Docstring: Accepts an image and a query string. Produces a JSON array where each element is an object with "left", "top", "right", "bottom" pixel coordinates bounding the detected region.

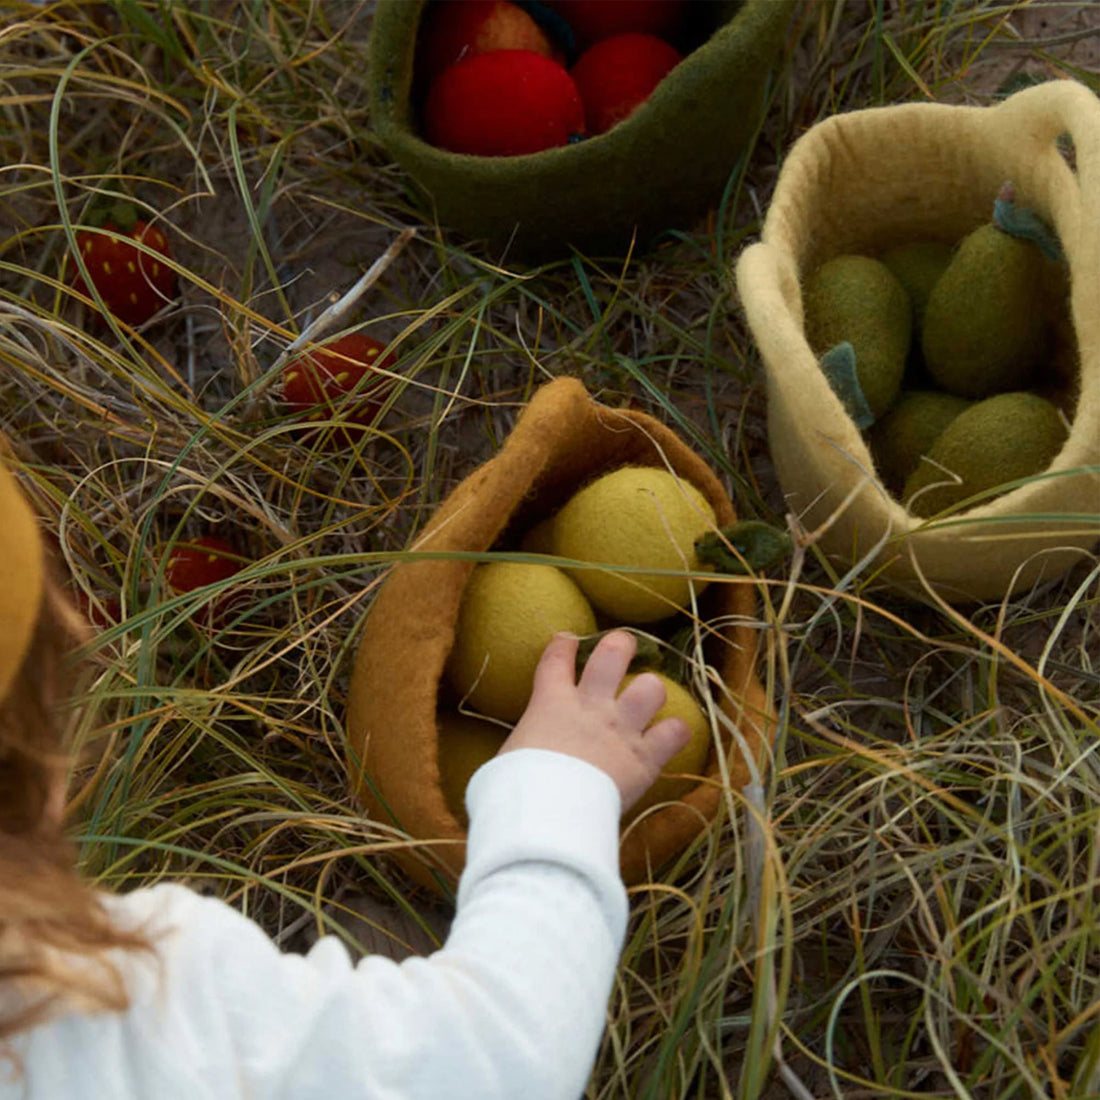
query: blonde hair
[{"left": 0, "top": 571, "right": 151, "bottom": 1050}]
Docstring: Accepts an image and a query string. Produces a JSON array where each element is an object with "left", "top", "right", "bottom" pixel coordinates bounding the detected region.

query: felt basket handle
[{"left": 988, "top": 80, "right": 1100, "bottom": 243}]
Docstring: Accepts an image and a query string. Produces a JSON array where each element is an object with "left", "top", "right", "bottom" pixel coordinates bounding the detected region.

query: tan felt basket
[
  {"left": 346, "top": 377, "right": 771, "bottom": 895},
  {"left": 736, "top": 80, "right": 1100, "bottom": 602}
]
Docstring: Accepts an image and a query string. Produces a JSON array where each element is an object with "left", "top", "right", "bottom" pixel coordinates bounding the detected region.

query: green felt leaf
[
  {"left": 993, "top": 189, "right": 1064, "bottom": 261},
  {"left": 820, "top": 342, "right": 875, "bottom": 430},
  {"left": 694, "top": 521, "right": 791, "bottom": 575}
]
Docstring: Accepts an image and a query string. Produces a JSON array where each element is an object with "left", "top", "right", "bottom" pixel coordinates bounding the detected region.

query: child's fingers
[
  {"left": 577, "top": 630, "right": 636, "bottom": 700},
  {"left": 529, "top": 632, "right": 581, "bottom": 698},
  {"left": 615, "top": 670, "right": 667, "bottom": 730},
  {"left": 642, "top": 716, "right": 693, "bottom": 769}
]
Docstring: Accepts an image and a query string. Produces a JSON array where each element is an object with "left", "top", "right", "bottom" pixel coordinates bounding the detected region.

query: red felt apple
[
  {"left": 418, "top": 0, "right": 557, "bottom": 84},
  {"left": 548, "top": 0, "right": 684, "bottom": 47},
  {"left": 570, "top": 33, "right": 682, "bottom": 135},
  {"left": 424, "top": 49, "right": 585, "bottom": 156},
  {"left": 280, "top": 332, "right": 395, "bottom": 445}
]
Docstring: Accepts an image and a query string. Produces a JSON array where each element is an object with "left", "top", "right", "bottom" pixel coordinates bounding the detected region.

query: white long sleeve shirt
[{"left": 2, "top": 749, "right": 628, "bottom": 1100}]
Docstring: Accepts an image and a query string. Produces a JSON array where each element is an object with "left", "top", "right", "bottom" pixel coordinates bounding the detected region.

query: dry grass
[{"left": 1, "top": 0, "right": 1099, "bottom": 1095}]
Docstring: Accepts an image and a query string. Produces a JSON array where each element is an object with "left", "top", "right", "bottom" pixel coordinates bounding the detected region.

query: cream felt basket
[
  {"left": 736, "top": 80, "right": 1100, "bottom": 602},
  {"left": 345, "top": 377, "right": 771, "bottom": 897}
]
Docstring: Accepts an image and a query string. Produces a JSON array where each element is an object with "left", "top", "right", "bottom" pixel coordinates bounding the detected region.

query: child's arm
[{"left": 25, "top": 632, "right": 689, "bottom": 1100}]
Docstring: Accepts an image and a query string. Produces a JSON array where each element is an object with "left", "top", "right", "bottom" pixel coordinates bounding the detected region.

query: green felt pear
[
  {"left": 869, "top": 390, "right": 972, "bottom": 493},
  {"left": 903, "top": 392, "right": 1067, "bottom": 517},
  {"left": 922, "top": 225, "right": 1046, "bottom": 398},
  {"left": 804, "top": 255, "right": 911, "bottom": 420}
]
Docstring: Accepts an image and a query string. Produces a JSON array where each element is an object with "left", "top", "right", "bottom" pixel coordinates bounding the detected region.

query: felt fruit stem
[
  {"left": 820, "top": 341, "right": 875, "bottom": 430},
  {"left": 993, "top": 180, "right": 1063, "bottom": 261},
  {"left": 694, "top": 521, "right": 791, "bottom": 575}
]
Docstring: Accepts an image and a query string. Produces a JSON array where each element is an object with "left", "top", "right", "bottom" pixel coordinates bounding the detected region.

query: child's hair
[{"left": 0, "top": 570, "right": 151, "bottom": 1049}]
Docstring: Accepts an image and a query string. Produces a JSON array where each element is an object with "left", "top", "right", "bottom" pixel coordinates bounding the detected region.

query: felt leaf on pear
[
  {"left": 819, "top": 341, "right": 875, "bottom": 431},
  {"left": 993, "top": 180, "right": 1064, "bottom": 262}
]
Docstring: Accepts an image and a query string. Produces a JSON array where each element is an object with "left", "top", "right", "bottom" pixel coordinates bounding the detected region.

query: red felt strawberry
[
  {"left": 424, "top": 49, "right": 585, "bottom": 156},
  {"left": 69, "top": 218, "right": 175, "bottom": 327},
  {"left": 570, "top": 33, "right": 682, "bottom": 134},
  {"left": 165, "top": 535, "right": 249, "bottom": 633},
  {"left": 166, "top": 536, "right": 245, "bottom": 593},
  {"left": 280, "top": 332, "right": 396, "bottom": 445},
  {"left": 418, "top": 0, "right": 557, "bottom": 85},
  {"left": 548, "top": 0, "right": 684, "bottom": 48}
]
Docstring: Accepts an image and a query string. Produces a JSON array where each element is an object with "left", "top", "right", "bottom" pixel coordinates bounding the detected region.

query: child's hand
[{"left": 498, "top": 631, "right": 692, "bottom": 814}]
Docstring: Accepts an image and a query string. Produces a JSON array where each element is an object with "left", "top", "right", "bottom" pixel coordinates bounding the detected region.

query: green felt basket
[{"left": 368, "top": 0, "right": 796, "bottom": 260}]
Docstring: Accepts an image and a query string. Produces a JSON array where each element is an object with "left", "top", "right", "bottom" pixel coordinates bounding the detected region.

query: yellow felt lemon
[
  {"left": 437, "top": 710, "right": 509, "bottom": 826},
  {"left": 447, "top": 561, "right": 597, "bottom": 722},
  {"left": 551, "top": 466, "right": 716, "bottom": 623},
  {"left": 624, "top": 671, "right": 711, "bottom": 818}
]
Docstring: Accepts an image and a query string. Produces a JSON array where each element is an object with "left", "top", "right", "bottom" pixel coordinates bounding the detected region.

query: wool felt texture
[
  {"left": 447, "top": 560, "right": 598, "bottom": 721},
  {"left": 804, "top": 255, "right": 910, "bottom": 419},
  {"left": 345, "top": 376, "right": 771, "bottom": 896},
  {"left": 902, "top": 392, "right": 1068, "bottom": 519},
  {"left": 881, "top": 241, "right": 954, "bottom": 333},
  {"left": 0, "top": 448, "right": 44, "bottom": 705},
  {"left": 623, "top": 671, "right": 710, "bottom": 818},
  {"left": 921, "top": 224, "right": 1046, "bottom": 398},
  {"left": 551, "top": 465, "right": 716, "bottom": 622},
  {"left": 569, "top": 32, "right": 684, "bottom": 136},
  {"left": 868, "top": 391, "right": 972, "bottom": 494},
  {"left": 368, "top": 0, "right": 795, "bottom": 261},
  {"left": 423, "top": 50, "right": 586, "bottom": 156},
  {"left": 735, "top": 80, "right": 1100, "bottom": 602}
]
